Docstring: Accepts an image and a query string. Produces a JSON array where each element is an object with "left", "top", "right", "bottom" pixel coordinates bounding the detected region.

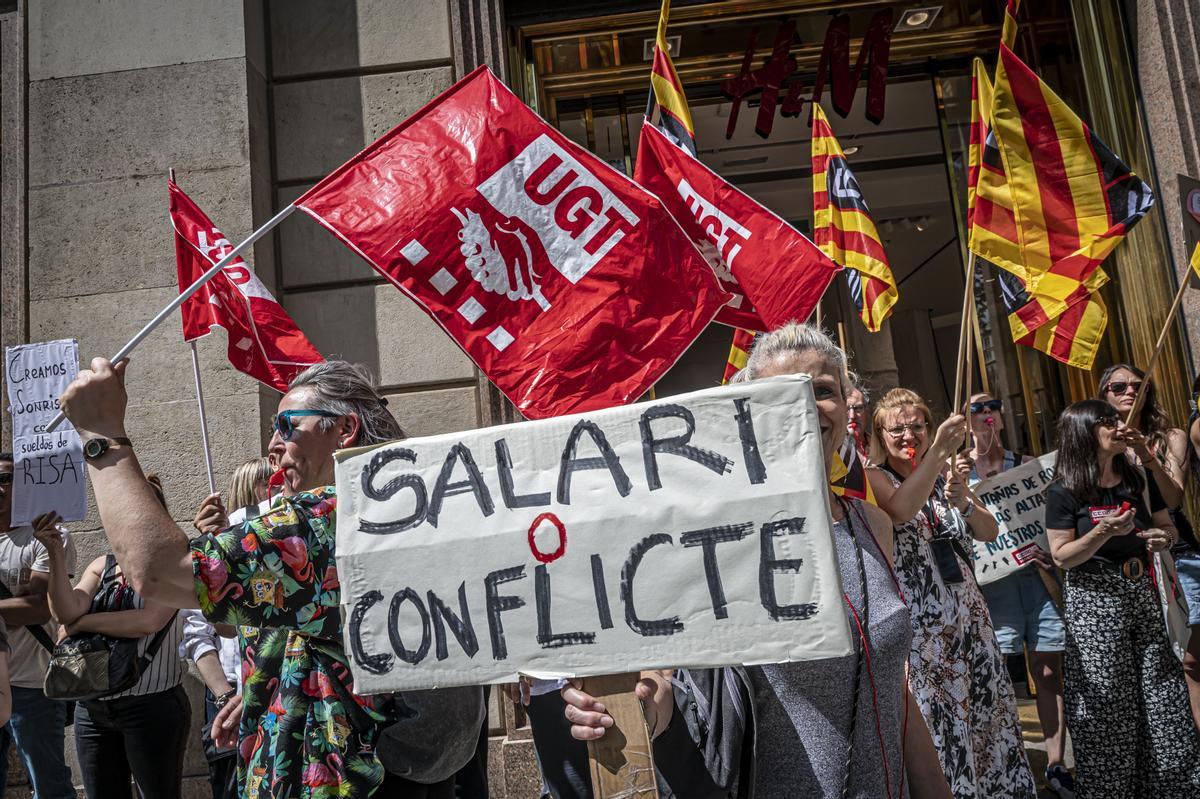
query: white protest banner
[
  {"left": 4, "top": 340, "right": 87, "bottom": 525},
  {"left": 971, "top": 452, "right": 1056, "bottom": 585},
  {"left": 334, "top": 375, "right": 851, "bottom": 693}
]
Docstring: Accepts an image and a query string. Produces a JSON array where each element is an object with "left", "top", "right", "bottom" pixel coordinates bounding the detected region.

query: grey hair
[
  {"left": 287, "top": 360, "right": 406, "bottom": 446},
  {"left": 743, "top": 322, "right": 854, "bottom": 397}
]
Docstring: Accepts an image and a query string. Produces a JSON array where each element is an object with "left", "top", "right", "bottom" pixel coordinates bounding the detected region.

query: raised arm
[
  {"left": 872, "top": 414, "right": 968, "bottom": 525},
  {"left": 59, "top": 358, "right": 197, "bottom": 607}
]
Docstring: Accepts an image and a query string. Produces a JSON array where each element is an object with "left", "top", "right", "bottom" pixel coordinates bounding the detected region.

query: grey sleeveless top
[{"left": 748, "top": 502, "right": 913, "bottom": 798}]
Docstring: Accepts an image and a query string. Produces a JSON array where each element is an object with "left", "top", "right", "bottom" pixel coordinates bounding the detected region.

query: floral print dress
[
  {"left": 882, "top": 470, "right": 1036, "bottom": 799},
  {"left": 190, "top": 487, "right": 392, "bottom": 799}
]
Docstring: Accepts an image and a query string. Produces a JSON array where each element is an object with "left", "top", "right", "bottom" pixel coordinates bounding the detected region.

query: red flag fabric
[
  {"left": 170, "top": 179, "right": 323, "bottom": 392},
  {"left": 295, "top": 66, "right": 728, "bottom": 419},
  {"left": 634, "top": 122, "right": 838, "bottom": 331}
]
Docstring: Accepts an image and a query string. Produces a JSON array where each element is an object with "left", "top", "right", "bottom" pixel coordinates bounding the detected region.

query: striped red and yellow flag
[
  {"left": 646, "top": 0, "right": 696, "bottom": 155},
  {"left": 996, "top": 268, "right": 1107, "bottom": 370},
  {"left": 721, "top": 328, "right": 755, "bottom": 384},
  {"left": 811, "top": 104, "right": 898, "bottom": 332},
  {"left": 1191, "top": 241, "right": 1200, "bottom": 283},
  {"left": 979, "top": 42, "right": 1153, "bottom": 324},
  {"left": 830, "top": 438, "right": 876, "bottom": 506}
]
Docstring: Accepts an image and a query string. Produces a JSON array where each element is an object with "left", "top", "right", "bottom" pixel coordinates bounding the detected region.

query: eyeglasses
[
  {"left": 1103, "top": 380, "right": 1143, "bottom": 396},
  {"left": 969, "top": 399, "right": 1002, "bottom": 414},
  {"left": 271, "top": 409, "right": 340, "bottom": 441},
  {"left": 884, "top": 422, "right": 928, "bottom": 437},
  {"left": 1094, "top": 416, "right": 1120, "bottom": 430},
  {"left": 847, "top": 404, "right": 867, "bottom": 414}
]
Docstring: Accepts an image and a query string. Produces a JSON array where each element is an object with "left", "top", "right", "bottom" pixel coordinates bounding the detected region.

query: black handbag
[{"left": 42, "top": 556, "right": 176, "bottom": 702}]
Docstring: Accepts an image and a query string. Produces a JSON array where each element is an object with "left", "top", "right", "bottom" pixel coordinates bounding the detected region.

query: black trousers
[{"left": 75, "top": 684, "right": 191, "bottom": 799}]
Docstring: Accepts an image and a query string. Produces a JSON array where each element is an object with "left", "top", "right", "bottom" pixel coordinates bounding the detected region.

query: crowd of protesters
[{"left": 0, "top": 323, "right": 1197, "bottom": 798}]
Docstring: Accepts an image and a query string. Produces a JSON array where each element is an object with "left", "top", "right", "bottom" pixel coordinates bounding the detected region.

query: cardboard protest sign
[
  {"left": 971, "top": 452, "right": 1055, "bottom": 585},
  {"left": 334, "top": 376, "right": 851, "bottom": 694},
  {"left": 4, "top": 340, "right": 87, "bottom": 525}
]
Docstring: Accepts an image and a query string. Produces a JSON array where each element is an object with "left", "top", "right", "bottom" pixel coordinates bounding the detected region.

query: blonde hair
[
  {"left": 229, "top": 457, "right": 272, "bottom": 510},
  {"left": 869, "top": 388, "right": 934, "bottom": 464},
  {"left": 743, "top": 322, "right": 853, "bottom": 397}
]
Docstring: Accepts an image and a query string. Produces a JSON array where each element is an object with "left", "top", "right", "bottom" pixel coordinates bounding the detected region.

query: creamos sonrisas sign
[{"left": 333, "top": 376, "right": 851, "bottom": 693}]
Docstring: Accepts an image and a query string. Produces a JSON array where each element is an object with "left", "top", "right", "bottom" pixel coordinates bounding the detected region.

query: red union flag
[
  {"left": 295, "top": 66, "right": 728, "bottom": 419},
  {"left": 634, "top": 123, "right": 839, "bottom": 330},
  {"left": 170, "top": 179, "right": 323, "bottom": 392}
]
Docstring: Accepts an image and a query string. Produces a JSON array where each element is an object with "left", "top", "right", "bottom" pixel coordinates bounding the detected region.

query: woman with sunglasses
[
  {"left": 867, "top": 389, "right": 1036, "bottom": 799},
  {"left": 965, "top": 392, "right": 1072, "bottom": 795},
  {"left": 560, "top": 324, "right": 951, "bottom": 798},
  {"left": 1045, "top": 400, "right": 1200, "bottom": 795}
]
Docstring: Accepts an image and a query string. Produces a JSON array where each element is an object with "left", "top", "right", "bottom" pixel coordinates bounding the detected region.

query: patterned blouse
[{"left": 189, "top": 487, "right": 390, "bottom": 799}]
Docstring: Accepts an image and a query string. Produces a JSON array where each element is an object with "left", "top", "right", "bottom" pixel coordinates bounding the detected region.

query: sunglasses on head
[
  {"left": 1103, "top": 380, "right": 1143, "bottom": 396},
  {"left": 970, "top": 399, "right": 1002, "bottom": 414},
  {"left": 271, "top": 409, "right": 340, "bottom": 441}
]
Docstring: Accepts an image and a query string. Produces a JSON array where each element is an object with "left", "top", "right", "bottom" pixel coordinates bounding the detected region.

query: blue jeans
[{"left": 0, "top": 686, "right": 75, "bottom": 798}]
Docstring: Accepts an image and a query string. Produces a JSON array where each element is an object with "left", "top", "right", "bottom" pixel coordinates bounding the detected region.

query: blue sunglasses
[{"left": 271, "top": 409, "right": 339, "bottom": 441}]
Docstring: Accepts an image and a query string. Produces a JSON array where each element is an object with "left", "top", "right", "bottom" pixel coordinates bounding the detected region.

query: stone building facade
[{"left": 0, "top": 0, "right": 1198, "bottom": 796}]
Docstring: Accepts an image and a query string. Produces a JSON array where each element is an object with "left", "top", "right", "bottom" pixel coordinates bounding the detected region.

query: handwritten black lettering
[
  {"left": 557, "top": 420, "right": 632, "bottom": 504},
  {"left": 359, "top": 447, "right": 428, "bottom": 534},
  {"left": 733, "top": 398, "right": 768, "bottom": 485},
  {"left": 427, "top": 442, "right": 495, "bottom": 527},
  {"left": 620, "top": 533, "right": 683, "bottom": 636},
  {"left": 387, "top": 587, "right": 432, "bottom": 665},
  {"left": 759, "top": 517, "right": 817, "bottom": 621},
  {"left": 638, "top": 404, "right": 733, "bottom": 490},
  {"left": 348, "top": 590, "right": 393, "bottom": 674},
  {"left": 535, "top": 564, "right": 596, "bottom": 648},
  {"left": 495, "top": 438, "right": 551, "bottom": 509},
  {"left": 428, "top": 582, "right": 479, "bottom": 661},
  {"left": 680, "top": 522, "right": 753, "bottom": 620},
  {"left": 590, "top": 553, "right": 614, "bottom": 630},
  {"left": 484, "top": 566, "right": 526, "bottom": 660}
]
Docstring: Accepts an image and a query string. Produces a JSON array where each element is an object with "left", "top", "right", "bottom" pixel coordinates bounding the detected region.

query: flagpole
[
  {"left": 1125, "top": 272, "right": 1190, "bottom": 426},
  {"left": 952, "top": 252, "right": 978, "bottom": 413},
  {"left": 45, "top": 202, "right": 297, "bottom": 432},
  {"left": 189, "top": 340, "right": 217, "bottom": 495}
]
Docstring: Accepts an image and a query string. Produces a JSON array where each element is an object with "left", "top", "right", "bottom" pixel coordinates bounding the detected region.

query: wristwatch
[
  {"left": 82, "top": 437, "right": 133, "bottom": 462},
  {"left": 959, "top": 501, "right": 975, "bottom": 518}
]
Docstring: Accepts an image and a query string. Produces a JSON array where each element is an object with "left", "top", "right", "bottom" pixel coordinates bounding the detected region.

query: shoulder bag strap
[
  {"left": 134, "top": 611, "right": 179, "bottom": 674},
  {"left": 0, "top": 572, "right": 59, "bottom": 653}
]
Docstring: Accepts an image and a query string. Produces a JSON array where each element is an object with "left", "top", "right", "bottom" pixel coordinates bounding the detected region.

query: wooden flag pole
[
  {"left": 1125, "top": 272, "right": 1191, "bottom": 426},
  {"left": 585, "top": 673, "right": 659, "bottom": 799},
  {"left": 44, "top": 201, "right": 296, "bottom": 432},
  {"left": 952, "top": 252, "right": 978, "bottom": 414}
]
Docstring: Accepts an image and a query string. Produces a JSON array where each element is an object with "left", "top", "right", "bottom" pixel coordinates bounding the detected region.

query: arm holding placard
[{"left": 944, "top": 461, "right": 999, "bottom": 543}]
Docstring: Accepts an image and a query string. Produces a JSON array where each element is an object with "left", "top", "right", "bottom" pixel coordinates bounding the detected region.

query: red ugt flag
[
  {"left": 635, "top": 122, "right": 839, "bottom": 331},
  {"left": 295, "top": 66, "right": 728, "bottom": 419},
  {"left": 170, "top": 179, "right": 323, "bottom": 392}
]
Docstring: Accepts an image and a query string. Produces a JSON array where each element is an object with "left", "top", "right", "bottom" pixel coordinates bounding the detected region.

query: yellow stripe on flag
[{"left": 1191, "top": 242, "right": 1200, "bottom": 283}]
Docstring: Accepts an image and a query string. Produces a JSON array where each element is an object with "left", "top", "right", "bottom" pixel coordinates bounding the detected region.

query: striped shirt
[{"left": 92, "top": 557, "right": 185, "bottom": 699}]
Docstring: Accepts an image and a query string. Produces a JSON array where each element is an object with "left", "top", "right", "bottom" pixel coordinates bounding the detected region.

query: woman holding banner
[
  {"left": 866, "top": 389, "right": 1036, "bottom": 799},
  {"left": 561, "top": 323, "right": 951, "bottom": 798},
  {"left": 1045, "top": 399, "right": 1200, "bottom": 795}
]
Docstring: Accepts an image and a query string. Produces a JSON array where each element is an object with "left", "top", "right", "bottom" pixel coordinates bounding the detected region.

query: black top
[{"left": 1045, "top": 478, "right": 1165, "bottom": 563}]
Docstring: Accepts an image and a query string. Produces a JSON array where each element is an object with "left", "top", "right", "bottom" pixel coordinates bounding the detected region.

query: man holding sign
[{"left": 560, "top": 324, "right": 950, "bottom": 799}]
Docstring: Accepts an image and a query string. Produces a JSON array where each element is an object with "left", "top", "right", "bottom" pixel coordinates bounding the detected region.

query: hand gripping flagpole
[{"left": 45, "top": 203, "right": 297, "bottom": 433}]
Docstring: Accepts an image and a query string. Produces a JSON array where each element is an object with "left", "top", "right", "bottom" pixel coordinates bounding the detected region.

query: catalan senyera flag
[
  {"left": 995, "top": 267, "right": 1108, "bottom": 370},
  {"left": 646, "top": 0, "right": 696, "bottom": 155},
  {"left": 974, "top": 41, "right": 1153, "bottom": 331},
  {"left": 721, "top": 328, "right": 755, "bottom": 384},
  {"left": 812, "top": 104, "right": 898, "bottom": 332},
  {"left": 830, "top": 437, "right": 876, "bottom": 506},
  {"left": 968, "top": 56, "right": 1105, "bottom": 369},
  {"left": 1191, "top": 241, "right": 1200, "bottom": 283}
]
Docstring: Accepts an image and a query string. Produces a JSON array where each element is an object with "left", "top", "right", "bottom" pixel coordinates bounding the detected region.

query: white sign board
[
  {"left": 4, "top": 340, "right": 87, "bottom": 525},
  {"left": 334, "top": 376, "right": 852, "bottom": 693},
  {"left": 971, "top": 452, "right": 1056, "bottom": 585}
]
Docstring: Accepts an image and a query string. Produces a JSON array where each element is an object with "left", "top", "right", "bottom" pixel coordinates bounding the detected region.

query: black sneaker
[{"left": 1045, "top": 764, "right": 1076, "bottom": 798}]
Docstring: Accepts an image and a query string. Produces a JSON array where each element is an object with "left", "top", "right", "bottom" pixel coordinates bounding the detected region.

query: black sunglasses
[
  {"left": 1103, "top": 380, "right": 1143, "bottom": 396},
  {"left": 970, "top": 399, "right": 1003, "bottom": 414},
  {"left": 1094, "top": 415, "right": 1120, "bottom": 430}
]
